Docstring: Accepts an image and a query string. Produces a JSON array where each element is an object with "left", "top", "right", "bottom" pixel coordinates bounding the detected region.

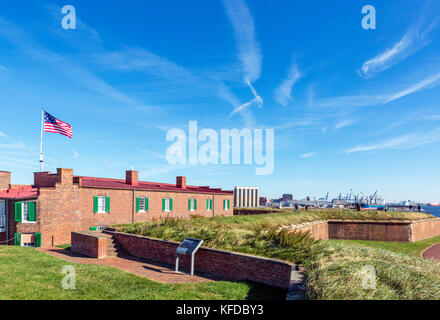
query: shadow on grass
[{"left": 243, "top": 281, "right": 287, "bottom": 300}]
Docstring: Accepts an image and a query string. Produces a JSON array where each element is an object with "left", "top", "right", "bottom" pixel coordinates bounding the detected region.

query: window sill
[{"left": 21, "top": 221, "right": 37, "bottom": 224}]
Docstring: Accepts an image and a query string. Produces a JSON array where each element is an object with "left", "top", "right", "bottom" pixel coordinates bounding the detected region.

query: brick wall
[
  {"left": 98, "top": 231, "right": 299, "bottom": 289},
  {"left": 71, "top": 231, "right": 109, "bottom": 258},
  {"left": 286, "top": 221, "right": 329, "bottom": 240},
  {"left": 7, "top": 199, "right": 40, "bottom": 245},
  {"left": 328, "top": 220, "right": 413, "bottom": 242},
  {"left": 34, "top": 182, "right": 233, "bottom": 247},
  {"left": 0, "top": 171, "right": 10, "bottom": 191},
  {"left": 0, "top": 232, "right": 5, "bottom": 244},
  {"left": 411, "top": 219, "right": 440, "bottom": 242}
]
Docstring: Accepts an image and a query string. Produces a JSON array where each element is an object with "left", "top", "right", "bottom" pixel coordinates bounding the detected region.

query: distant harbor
[{"left": 423, "top": 206, "right": 440, "bottom": 218}]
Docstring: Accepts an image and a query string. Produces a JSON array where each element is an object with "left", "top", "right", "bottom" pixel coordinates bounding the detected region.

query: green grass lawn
[
  {"left": 117, "top": 211, "right": 440, "bottom": 300},
  {"left": 0, "top": 246, "right": 285, "bottom": 300},
  {"left": 328, "top": 235, "right": 440, "bottom": 257}
]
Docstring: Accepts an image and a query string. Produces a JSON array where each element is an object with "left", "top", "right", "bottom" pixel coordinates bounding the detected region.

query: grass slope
[
  {"left": 0, "top": 246, "right": 285, "bottom": 300},
  {"left": 118, "top": 210, "right": 440, "bottom": 300},
  {"left": 329, "top": 236, "right": 440, "bottom": 257}
]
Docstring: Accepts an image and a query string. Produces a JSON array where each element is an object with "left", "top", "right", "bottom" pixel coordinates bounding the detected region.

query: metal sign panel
[{"left": 175, "top": 238, "right": 203, "bottom": 276}]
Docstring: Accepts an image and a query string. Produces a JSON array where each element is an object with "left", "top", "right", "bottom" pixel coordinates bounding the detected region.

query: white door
[{"left": 0, "top": 200, "right": 5, "bottom": 231}]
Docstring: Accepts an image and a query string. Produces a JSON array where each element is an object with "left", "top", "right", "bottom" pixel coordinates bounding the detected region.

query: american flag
[{"left": 44, "top": 111, "right": 73, "bottom": 138}]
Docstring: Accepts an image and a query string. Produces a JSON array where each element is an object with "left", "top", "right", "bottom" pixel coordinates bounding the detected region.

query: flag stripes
[{"left": 43, "top": 111, "right": 73, "bottom": 138}]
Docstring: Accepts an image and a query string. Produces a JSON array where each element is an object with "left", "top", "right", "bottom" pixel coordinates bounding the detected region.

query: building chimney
[
  {"left": 176, "top": 176, "right": 186, "bottom": 189},
  {"left": 0, "top": 171, "right": 11, "bottom": 191},
  {"left": 126, "top": 170, "right": 139, "bottom": 186},
  {"left": 57, "top": 168, "right": 73, "bottom": 185}
]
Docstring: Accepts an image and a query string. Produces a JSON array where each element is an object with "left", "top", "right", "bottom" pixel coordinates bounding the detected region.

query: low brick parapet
[
  {"left": 104, "top": 231, "right": 303, "bottom": 289},
  {"left": 71, "top": 231, "right": 110, "bottom": 259}
]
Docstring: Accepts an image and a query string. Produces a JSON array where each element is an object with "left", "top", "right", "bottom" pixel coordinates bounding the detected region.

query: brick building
[{"left": 0, "top": 168, "right": 233, "bottom": 248}]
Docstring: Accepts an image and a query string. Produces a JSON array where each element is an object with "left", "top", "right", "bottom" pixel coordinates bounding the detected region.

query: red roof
[
  {"left": 76, "top": 176, "right": 233, "bottom": 195},
  {"left": 0, "top": 186, "right": 38, "bottom": 200}
]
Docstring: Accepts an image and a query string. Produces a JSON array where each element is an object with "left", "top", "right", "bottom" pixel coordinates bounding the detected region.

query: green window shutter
[
  {"left": 14, "top": 233, "right": 21, "bottom": 246},
  {"left": 106, "top": 196, "right": 111, "bottom": 213},
  {"left": 89, "top": 226, "right": 97, "bottom": 231},
  {"left": 194, "top": 199, "right": 197, "bottom": 210},
  {"left": 136, "top": 197, "right": 140, "bottom": 212},
  {"left": 28, "top": 202, "right": 36, "bottom": 222},
  {"left": 15, "top": 202, "right": 22, "bottom": 222},
  {"left": 35, "top": 233, "right": 42, "bottom": 248},
  {"left": 146, "top": 198, "right": 149, "bottom": 212},
  {"left": 93, "top": 196, "right": 98, "bottom": 213},
  {"left": 228, "top": 200, "right": 230, "bottom": 209},
  {"left": 162, "top": 198, "right": 165, "bottom": 212},
  {"left": 170, "top": 198, "right": 173, "bottom": 212},
  {"left": 188, "top": 199, "right": 191, "bottom": 211},
  {"left": 206, "top": 199, "right": 209, "bottom": 210}
]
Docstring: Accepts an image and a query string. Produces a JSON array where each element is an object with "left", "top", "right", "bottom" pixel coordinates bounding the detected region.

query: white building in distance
[{"left": 234, "top": 187, "right": 259, "bottom": 208}]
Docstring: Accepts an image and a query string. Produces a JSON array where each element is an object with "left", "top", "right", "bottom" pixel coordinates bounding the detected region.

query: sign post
[{"left": 175, "top": 238, "right": 203, "bottom": 276}]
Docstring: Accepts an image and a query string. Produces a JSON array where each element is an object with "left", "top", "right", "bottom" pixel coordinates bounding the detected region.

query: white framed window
[
  {"left": 206, "top": 199, "right": 213, "bottom": 211},
  {"left": 224, "top": 199, "right": 230, "bottom": 210},
  {"left": 18, "top": 201, "right": 36, "bottom": 223},
  {"left": 23, "top": 202, "right": 29, "bottom": 221},
  {"left": 164, "top": 198, "right": 171, "bottom": 212},
  {"left": 97, "top": 196, "right": 106, "bottom": 213},
  {"left": 189, "top": 199, "right": 196, "bottom": 211},
  {"left": 139, "top": 197, "right": 146, "bottom": 212}
]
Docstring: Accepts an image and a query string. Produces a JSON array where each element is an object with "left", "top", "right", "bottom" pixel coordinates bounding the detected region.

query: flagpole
[{"left": 40, "top": 108, "right": 44, "bottom": 172}]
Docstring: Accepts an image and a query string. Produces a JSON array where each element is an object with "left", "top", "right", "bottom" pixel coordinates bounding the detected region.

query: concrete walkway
[
  {"left": 37, "top": 248, "right": 215, "bottom": 284},
  {"left": 422, "top": 243, "right": 440, "bottom": 262}
]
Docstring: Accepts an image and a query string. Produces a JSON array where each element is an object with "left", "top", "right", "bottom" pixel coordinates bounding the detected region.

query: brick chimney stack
[
  {"left": 0, "top": 171, "right": 11, "bottom": 191},
  {"left": 126, "top": 170, "right": 139, "bottom": 186},
  {"left": 176, "top": 176, "right": 186, "bottom": 189}
]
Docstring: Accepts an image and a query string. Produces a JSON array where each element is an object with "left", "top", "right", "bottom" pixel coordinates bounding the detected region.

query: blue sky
[{"left": 0, "top": 0, "right": 440, "bottom": 202}]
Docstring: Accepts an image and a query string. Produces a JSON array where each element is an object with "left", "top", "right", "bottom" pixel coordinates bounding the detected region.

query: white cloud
[
  {"left": 345, "top": 128, "right": 440, "bottom": 153},
  {"left": 229, "top": 80, "right": 263, "bottom": 117},
  {"left": 423, "top": 114, "right": 440, "bottom": 121},
  {"left": 359, "top": 1, "right": 440, "bottom": 78},
  {"left": 222, "top": 0, "right": 262, "bottom": 84},
  {"left": 73, "top": 150, "right": 79, "bottom": 158},
  {"left": 300, "top": 152, "right": 316, "bottom": 158},
  {"left": 334, "top": 119, "right": 357, "bottom": 131},
  {"left": 95, "top": 47, "right": 195, "bottom": 81},
  {"left": 275, "top": 63, "right": 302, "bottom": 106},
  {"left": 317, "top": 69, "right": 440, "bottom": 108}
]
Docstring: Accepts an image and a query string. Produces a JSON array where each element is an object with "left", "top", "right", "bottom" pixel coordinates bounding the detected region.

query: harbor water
[{"left": 423, "top": 206, "right": 440, "bottom": 218}]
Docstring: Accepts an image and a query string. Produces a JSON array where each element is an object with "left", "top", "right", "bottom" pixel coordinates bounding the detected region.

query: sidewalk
[
  {"left": 37, "top": 248, "right": 215, "bottom": 284},
  {"left": 422, "top": 243, "right": 440, "bottom": 262}
]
